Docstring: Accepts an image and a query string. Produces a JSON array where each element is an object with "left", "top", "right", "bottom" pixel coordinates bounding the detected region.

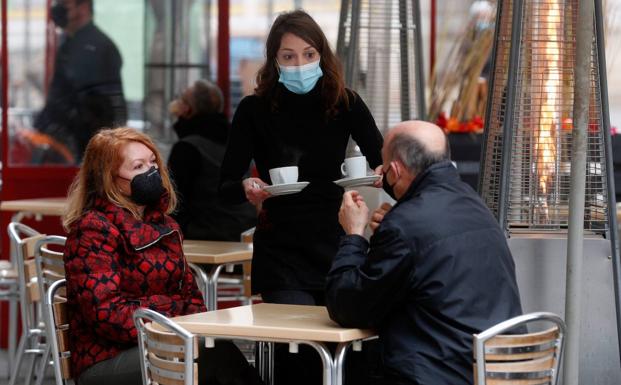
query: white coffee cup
[
  {"left": 269, "top": 166, "right": 299, "bottom": 185},
  {"left": 341, "top": 156, "right": 367, "bottom": 179}
]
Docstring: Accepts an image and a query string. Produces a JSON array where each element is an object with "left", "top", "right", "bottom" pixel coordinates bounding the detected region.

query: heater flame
[{"left": 535, "top": 1, "right": 561, "bottom": 204}]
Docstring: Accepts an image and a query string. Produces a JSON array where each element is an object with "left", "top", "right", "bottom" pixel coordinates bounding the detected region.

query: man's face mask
[
  {"left": 278, "top": 60, "right": 323, "bottom": 94},
  {"left": 123, "top": 166, "right": 165, "bottom": 206},
  {"left": 50, "top": 3, "right": 69, "bottom": 29},
  {"left": 382, "top": 165, "right": 398, "bottom": 200}
]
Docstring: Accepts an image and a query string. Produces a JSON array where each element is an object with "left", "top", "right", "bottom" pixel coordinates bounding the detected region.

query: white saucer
[
  {"left": 264, "top": 181, "right": 310, "bottom": 196},
  {"left": 333, "top": 174, "right": 381, "bottom": 188}
]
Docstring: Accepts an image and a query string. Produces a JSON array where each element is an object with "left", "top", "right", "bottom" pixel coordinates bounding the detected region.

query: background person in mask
[
  {"left": 168, "top": 79, "right": 257, "bottom": 240},
  {"left": 35, "top": 0, "right": 126, "bottom": 163},
  {"left": 62, "top": 127, "right": 264, "bottom": 385},
  {"left": 219, "top": 9, "right": 384, "bottom": 385}
]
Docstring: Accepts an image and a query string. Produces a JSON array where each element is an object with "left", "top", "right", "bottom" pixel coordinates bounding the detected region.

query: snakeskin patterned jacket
[{"left": 63, "top": 196, "right": 206, "bottom": 378}]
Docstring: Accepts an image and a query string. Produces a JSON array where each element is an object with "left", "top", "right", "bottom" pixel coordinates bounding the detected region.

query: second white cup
[
  {"left": 341, "top": 156, "right": 367, "bottom": 179},
  {"left": 269, "top": 166, "right": 299, "bottom": 185}
]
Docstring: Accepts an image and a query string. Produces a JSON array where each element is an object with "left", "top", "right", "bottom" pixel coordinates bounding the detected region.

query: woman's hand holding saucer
[
  {"left": 372, "top": 165, "right": 384, "bottom": 188},
  {"left": 243, "top": 177, "right": 271, "bottom": 206}
]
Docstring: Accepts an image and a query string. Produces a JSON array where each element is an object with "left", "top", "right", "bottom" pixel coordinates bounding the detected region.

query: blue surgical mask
[{"left": 278, "top": 60, "right": 323, "bottom": 94}]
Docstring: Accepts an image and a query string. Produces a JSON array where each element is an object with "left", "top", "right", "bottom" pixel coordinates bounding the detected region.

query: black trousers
[
  {"left": 261, "top": 290, "right": 384, "bottom": 385},
  {"left": 78, "top": 340, "right": 263, "bottom": 385}
]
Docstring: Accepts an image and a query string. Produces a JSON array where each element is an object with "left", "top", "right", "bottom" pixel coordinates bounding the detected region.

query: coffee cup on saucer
[
  {"left": 341, "top": 156, "right": 367, "bottom": 179},
  {"left": 269, "top": 166, "right": 298, "bottom": 185}
]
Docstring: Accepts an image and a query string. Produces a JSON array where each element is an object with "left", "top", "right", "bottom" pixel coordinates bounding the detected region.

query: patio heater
[
  {"left": 479, "top": 0, "right": 620, "bottom": 382},
  {"left": 336, "top": 0, "right": 426, "bottom": 134}
]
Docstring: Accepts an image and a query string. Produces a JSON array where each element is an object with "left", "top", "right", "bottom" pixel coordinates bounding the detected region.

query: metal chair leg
[
  {"left": 8, "top": 293, "right": 18, "bottom": 370},
  {"left": 9, "top": 333, "right": 47, "bottom": 385},
  {"left": 24, "top": 347, "right": 38, "bottom": 385},
  {"left": 256, "top": 341, "right": 274, "bottom": 385},
  {"left": 256, "top": 342, "right": 264, "bottom": 379},
  {"left": 33, "top": 344, "right": 51, "bottom": 385},
  {"left": 9, "top": 335, "right": 27, "bottom": 385},
  {"left": 267, "top": 342, "right": 275, "bottom": 385}
]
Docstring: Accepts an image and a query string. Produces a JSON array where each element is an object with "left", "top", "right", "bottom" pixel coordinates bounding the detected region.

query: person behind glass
[
  {"left": 62, "top": 128, "right": 263, "bottom": 385},
  {"left": 168, "top": 80, "right": 257, "bottom": 241},
  {"left": 35, "top": 0, "right": 126, "bottom": 163}
]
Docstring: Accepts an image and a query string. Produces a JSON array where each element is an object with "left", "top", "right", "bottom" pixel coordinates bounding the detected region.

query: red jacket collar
[{"left": 92, "top": 195, "right": 181, "bottom": 250}]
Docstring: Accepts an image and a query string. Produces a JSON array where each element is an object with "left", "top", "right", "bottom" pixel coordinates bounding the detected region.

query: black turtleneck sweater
[
  {"left": 169, "top": 113, "right": 229, "bottom": 207},
  {"left": 219, "top": 84, "right": 383, "bottom": 293}
]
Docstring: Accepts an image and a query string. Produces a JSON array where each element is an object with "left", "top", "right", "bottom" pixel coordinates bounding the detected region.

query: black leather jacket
[{"left": 327, "top": 161, "right": 523, "bottom": 385}]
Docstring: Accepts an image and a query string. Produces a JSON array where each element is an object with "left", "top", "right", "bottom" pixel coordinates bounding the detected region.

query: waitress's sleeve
[
  {"left": 348, "top": 90, "right": 384, "bottom": 168},
  {"left": 219, "top": 96, "right": 255, "bottom": 203}
]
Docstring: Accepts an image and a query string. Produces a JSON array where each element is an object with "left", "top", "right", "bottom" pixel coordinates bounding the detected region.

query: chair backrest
[
  {"left": 473, "top": 312, "right": 566, "bottom": 385},
  {"left": 44, "top": 279, "right": 71, "bottom": 385},
  {"left": 34, "top": 236, "right": 67, "bottom": 307},
  {"left": 240, "top": 227, "right": 255, "bottom": 243},
  {"left": 7, "top": 222, "right": 45, "bottom": 329},
  {"left": 240, "top": 227, "right": 254, "bottom": 298},
  {"left": 133, "top": 308, "right": 198, "bottom": 385}
]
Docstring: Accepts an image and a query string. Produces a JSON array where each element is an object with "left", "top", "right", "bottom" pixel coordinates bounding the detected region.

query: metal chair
[
  {"left": 473, "top": 312, "right": 566, "bottom": 385},
  {"left": 43, "top": 279, "right": 72, "bottom": 385},
  {"left": 33, "top": 236, "right": 68, "bottom": 385},
  {"left": 0, "top": 253, "right": 19, "bottom": 373},
  {"left": 133, "top": 308, "right": 198, "bottom": 385},
  {"left": 34, "top": 236, "right": 67, "bottom": 311},
  {"left": 7, "top": 222, "right": 48, "bottom": 385}
]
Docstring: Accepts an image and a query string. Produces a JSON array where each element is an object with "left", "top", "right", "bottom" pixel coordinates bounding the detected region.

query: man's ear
[{"left": 391, "top": 160, "right": 402, "bottom": 179}]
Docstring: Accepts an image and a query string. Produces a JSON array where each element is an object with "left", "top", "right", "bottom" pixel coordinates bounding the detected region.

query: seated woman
[{"left": 62, "top": 127, "right": 262, "bottom": 385}]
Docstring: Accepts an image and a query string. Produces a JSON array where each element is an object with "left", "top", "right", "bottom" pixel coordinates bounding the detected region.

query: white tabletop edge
[{"left": 168, "top": 304, "right": 375, "bottom": 343}]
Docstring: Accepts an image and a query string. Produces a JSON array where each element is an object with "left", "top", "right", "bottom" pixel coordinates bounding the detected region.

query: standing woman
[{"left": 220, "top": 9, "right": 383, "bottom": 307}]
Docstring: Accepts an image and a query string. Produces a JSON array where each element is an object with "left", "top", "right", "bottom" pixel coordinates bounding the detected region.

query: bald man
[{"left": 326, "top": 121, "right": 523, "bottom": 385}]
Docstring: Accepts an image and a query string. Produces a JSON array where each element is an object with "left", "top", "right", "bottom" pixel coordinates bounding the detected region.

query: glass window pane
[
  {"left": 7, "top": 0, "right": 137, "bottom": 166},
  {"left": 144, "top": 0, "right": 215, "bottom": 153}
]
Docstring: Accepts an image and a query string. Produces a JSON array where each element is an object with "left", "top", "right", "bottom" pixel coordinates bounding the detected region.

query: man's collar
[
  {"left": 398, "top": 160, "right": 457, "bottom": 202},
  {"left": 66, "top": 20, "right": 94, "bottom": 37}
]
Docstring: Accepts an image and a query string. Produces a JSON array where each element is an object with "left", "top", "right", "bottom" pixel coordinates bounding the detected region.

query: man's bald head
[{"left": 384, "top": 120, "right": 450, "bottom": 175}]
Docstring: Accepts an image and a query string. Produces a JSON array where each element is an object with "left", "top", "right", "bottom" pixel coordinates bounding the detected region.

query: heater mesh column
[{"left": 479, "top": 0, "right": 608, "bottom": 235}]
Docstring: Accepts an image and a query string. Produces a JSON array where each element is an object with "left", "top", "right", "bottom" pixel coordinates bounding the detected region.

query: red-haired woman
[{"left": 63, "top": 127, "right": 262, "bottom": 385}]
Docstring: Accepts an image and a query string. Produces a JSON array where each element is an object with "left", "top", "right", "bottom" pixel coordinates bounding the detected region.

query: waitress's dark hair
[{"left": 255, "top": 9, "right": 350, "bottom": 118}]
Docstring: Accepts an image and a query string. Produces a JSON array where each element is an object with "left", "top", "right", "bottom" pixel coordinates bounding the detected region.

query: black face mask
[
  {"left": 382, "top": 166, "right": 398, "bottom": 200},
  {"left": 128, "top": 167, "right": 165, "bottom": 206},
  {"left": 382, "top": 175, "right": 397, "bottom": 200},
  {"left": 50, "top": 3, "right": 69, "bottom": 29}
]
